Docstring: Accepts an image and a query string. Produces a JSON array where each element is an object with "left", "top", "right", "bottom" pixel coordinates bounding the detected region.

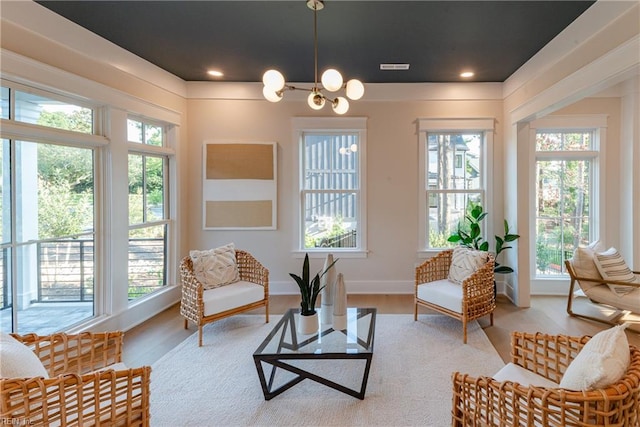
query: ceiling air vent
[{"left": 380, "top": 63, "right": 410, "bottom": 70}]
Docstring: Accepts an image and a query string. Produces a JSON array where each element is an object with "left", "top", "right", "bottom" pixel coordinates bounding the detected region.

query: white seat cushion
[
  {"left": 202, "top": 280, "right": 265, "bottom": 317},
  {"left": 585, "top": 284, "right": 640, "bottom": 313},
  {"left": 416, "top": 279, "right": 462, "bottom": 314},
  {"left": 492, "top": 362, "right": 559, "bottom": 388}
]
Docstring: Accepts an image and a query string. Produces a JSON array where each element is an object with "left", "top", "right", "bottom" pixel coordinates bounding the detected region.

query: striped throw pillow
[{"left": 593, "top": 247, "right": 637, "bottom": 296}]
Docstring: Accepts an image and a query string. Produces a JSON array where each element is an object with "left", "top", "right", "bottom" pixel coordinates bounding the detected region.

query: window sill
[{"left": 291, "top": 250, "right": 368, "bottom": 259}]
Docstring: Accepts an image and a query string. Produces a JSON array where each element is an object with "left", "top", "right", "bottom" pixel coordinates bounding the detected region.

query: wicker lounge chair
[
  {"left": 180, "top": 249, "right": 269, "bottom": 346},
  {"left": 452, "top": 331, "right": 640, "bottom": 426},
  {"left": 414, "top": 249, "right": 495, "bottom": 343},
  {"left": 0, "top": 331, "right": 150, "bottom": 426}
]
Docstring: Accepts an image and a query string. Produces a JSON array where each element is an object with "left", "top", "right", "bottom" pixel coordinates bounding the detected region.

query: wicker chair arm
[
  {"left": 10, "top": 331, "right": 123, "bottom": 377},
  {"left": 179, "top": 256, "right": 205, "bottom": 321},
  {"left": 0, "top": 366, "right": 151, "bottom": 426},
  {"left": 415, "top": 249, "right": 453, "bottom": 285},
  {"left": 236, "top": 249, "right": 269, "bottom": 290},
  {"left": 460, "top": 254, "right": 495, "bottom": 318}
]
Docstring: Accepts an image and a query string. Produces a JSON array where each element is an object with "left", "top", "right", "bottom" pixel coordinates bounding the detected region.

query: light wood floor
[{"left": 122, "top": 294, "right": 640, "bottom": 367}]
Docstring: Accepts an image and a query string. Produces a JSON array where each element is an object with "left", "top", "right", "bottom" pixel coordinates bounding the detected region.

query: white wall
[{"left": 185, "top": 90, "right": 504, "bottom": 294}]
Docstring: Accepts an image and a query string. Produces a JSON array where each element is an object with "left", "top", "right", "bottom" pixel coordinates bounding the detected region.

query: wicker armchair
[
  {"left": 180, "top": 249, "right": 269, "bottom": 347},
  {"left": 0, "top": 331, "right": 150, "bottom": 426},
  {"left": 414, "top": 249, "right": 495, "bottom": 343},
  {"left": 452, "top": 331, "right": 640, "bottom": 426}
]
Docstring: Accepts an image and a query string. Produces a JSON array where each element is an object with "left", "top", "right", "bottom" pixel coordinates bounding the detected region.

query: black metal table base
[{"left": 254, "top": 353, "right": 373, "bottom": 400}]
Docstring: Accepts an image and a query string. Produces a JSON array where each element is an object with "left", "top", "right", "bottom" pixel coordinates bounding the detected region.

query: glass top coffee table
[{"left": 253, "top": 307, "right": 376, "bottom": 400}]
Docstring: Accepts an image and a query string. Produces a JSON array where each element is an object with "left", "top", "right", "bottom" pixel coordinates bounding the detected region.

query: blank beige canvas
[
  {"left": 205, "top": 200, "right": 273, "bottom": 228},
  {"left": 206, "top": 144, "right": 274, "bottom": 180}
]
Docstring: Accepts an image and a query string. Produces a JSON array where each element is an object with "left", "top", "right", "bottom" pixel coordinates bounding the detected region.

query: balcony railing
[{"left": 0, "top": 238, "right": 166, "bottom": 310}]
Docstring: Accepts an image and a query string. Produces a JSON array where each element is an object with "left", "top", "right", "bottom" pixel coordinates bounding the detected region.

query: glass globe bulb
[
  {"left": 339, "top": 147, "right": 347, "bottom": 155},
  {"left": 262, "top": 86, "right": 283, "bottom": 103},
  {"left": 350, "top": 143, "right": 358, "bottom": 153},
  {"left": 307, "top": 91, "right": 325, "bottom": 110},
  {"left": 332, "top": 97, "right": 349, "bottom": 115},
  {"left": 262, "top": 69, "right": 285, "bottom": 91},
  {"left": 346, "top": 79, "right": 365, "bottom": 100},
  {"left": 321, "top": 69, "right": 343, "bottom": 92}
]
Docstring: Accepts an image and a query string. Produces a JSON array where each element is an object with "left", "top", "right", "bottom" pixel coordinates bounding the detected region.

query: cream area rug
[{"left": 150, "top": 314, "right": 504, "bottom": 427}]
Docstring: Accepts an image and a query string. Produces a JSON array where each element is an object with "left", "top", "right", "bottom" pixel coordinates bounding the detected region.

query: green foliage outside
[{"left": 304, "top": 216, "right": 349, "bottom": 248}]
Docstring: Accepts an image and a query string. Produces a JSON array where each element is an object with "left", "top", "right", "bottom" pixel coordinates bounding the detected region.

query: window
[
  {"left": 531, "top": 116, "right": 604, "bottom": 278},
  {"left": 1, "top": 83, "right": 99, "bottom": 334},
  {"left": 418, "top": 119, "right": 494, "bottom": 251},
  {"left": 293, "top": 117, "right": 367, "bottom": 254},
  {"left": 127, "top": 118, "right": 170, "bottom": 300}
]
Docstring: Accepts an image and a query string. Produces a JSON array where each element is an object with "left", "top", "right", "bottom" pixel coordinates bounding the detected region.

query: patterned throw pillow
[
  {"left": 448, "top": 246, "right": 489, "bottom": 285},
  {"left": 190, "top": 243, "right": 240, "bottom": 290},
  {"left": 593, "top": 247, "right": 637, "bottom": 296}
]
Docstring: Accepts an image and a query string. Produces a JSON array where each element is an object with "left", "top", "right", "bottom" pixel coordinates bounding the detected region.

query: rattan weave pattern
[
  {"left": 452, "top": 332, "right": 640, "bottom": 426},
  {"left": 1, "top": 331, "right": 150, "bottom": 426},
  {"left": 180, "top": 249, "right": 269, "bottom": 346},
  {"left": 414, "top": 249, "right": 496, "bottom": 343}
]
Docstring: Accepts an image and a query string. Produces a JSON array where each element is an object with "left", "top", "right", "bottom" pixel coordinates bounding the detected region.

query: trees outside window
[
  {"left": 534, "top": 131, "right": 597, "bottom": 276},
  {"left": 418, "top": 118, "right": 494, "bottom": 252}
]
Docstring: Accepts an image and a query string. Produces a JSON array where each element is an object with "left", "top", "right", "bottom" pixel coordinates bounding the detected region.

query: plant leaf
[
  {"left": 448, "top": 235, "right": 461, "bottom": 243},
  {"left": 505, "top": 234, "right": 520, "bottom": 242},
  {"left": 495, "top": 265, "right": 514, "bottom": 274},
  {"left": 479, "top": 241, "right": 489, "bottom": 251}
]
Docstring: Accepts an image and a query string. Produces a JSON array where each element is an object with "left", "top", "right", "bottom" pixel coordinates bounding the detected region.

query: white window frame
[
  {"left": 0, "top": 80, "right": 106, "bottom": 333},
  {"left": 528, "top": 114, "right": 606, "bottom": 291},
  {"left": 417, "top": 118, "right": 495, "bottom": 255},
  {"left": 292, "top": 117, "right": 367, "bottom": 258},
  {"left": 127, "top": 115, "right": 175, "bottom": 303}
]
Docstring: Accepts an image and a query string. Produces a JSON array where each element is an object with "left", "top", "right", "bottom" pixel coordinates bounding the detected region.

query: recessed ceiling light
[
  {"left": 460, "top": 71, "right": 474, "bottom": 78},
  {"left": 207, "top": 70, "right": 224, "bottom": 77}
]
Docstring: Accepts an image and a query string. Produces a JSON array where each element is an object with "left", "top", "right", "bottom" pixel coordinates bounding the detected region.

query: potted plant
[
  {"left": 447, "top": 203, "right": 520, "bottom": 274},
  {"left": 290, "top": 253, "right": 337, "bottom": 334}
]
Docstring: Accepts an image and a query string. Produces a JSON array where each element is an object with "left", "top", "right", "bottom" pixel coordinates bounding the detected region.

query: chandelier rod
[{"left": 313, "top": 2, "right": 319, "bottom": 90}]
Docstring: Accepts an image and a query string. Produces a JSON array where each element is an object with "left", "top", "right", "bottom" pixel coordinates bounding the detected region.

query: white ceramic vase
[
  {"left": 298, "top": 312, "right": 319, "bottom": 335},
  {"left": 320, "top": 253, "right": 337, "bottom": 324},
  {"left": 332, "top": 273, "right": 347, "bottom": 330}
]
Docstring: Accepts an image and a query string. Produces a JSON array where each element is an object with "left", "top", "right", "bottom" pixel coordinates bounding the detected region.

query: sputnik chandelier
[{"left": 262, "top": 0, "right": 365, "bottom": 115}]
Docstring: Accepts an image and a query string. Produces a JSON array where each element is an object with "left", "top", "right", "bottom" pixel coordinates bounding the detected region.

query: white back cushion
[
  {"left": 571, "top": 240, "right": 605, "bottom": 292},
  {"left": 0, "top": 333, "right": 49, "bottom": 378},
  {"left": 559, "top": 324, "right": 630, "bottom": 391}
]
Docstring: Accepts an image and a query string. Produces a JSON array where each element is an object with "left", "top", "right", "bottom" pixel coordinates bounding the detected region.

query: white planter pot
[{"left": 298, "top": 312, "right": 319, "bottom": 335}]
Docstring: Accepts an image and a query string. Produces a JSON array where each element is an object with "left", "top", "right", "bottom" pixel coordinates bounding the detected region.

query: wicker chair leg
[
  {"left": 490, "top": 312, "right": 494, "bottom": 326},
  {"left": 198, "top": 325, "right": 203, "bottom": 347},
  {"left": 462, "top": 318, "right": 467, "bottom": 344},
  {"left": 265, "top": 304, "right": 269, "bottom": 323},
  {"left": 413, "top": 302, "right": 418, "bottom": 321},
  {"left": 184, "top": 318, "right": 188, "bottom": 329}
]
